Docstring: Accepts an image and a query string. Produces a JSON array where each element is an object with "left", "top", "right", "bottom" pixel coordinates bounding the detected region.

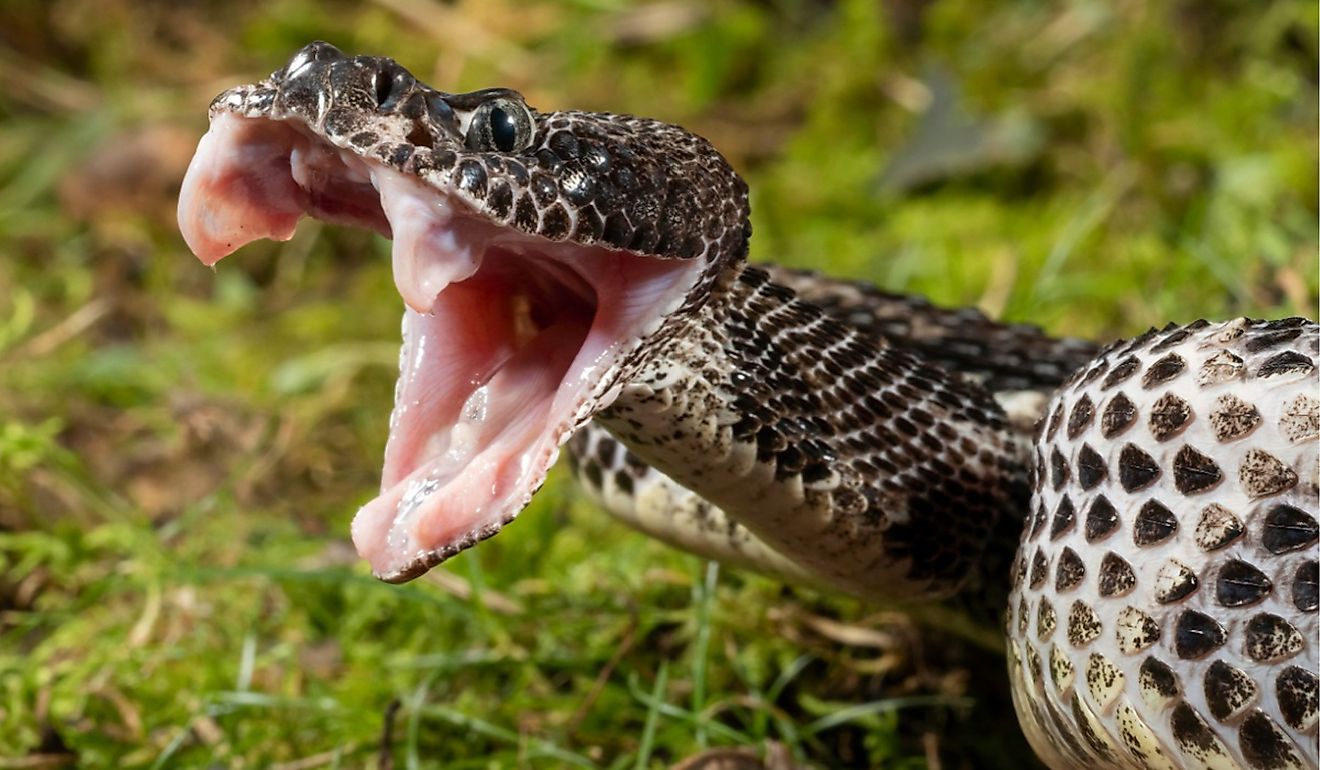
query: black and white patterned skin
[
  {"left": 186, "top": 43, "right": 1319, "bottom": 769},
  {"left": 568, "top": 268, "right": 1103, "bottom": 610},
  {"left": 1010, "top": 319, "right": 1318, "bottom": 769},
  {"left": 763, "top": 265, "right": 1102, "bottom": 397},
  {"left": 594, "top": 263, "right": 1031, "bottom": 602}
]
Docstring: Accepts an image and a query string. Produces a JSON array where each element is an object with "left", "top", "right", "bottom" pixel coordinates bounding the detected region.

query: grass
[{"left": 0, "top": 0, "right": 1315, "bottom": 767}]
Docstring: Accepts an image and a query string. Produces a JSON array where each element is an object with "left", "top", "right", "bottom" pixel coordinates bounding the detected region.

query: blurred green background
[{"left": 0, "top": 1, "right": 1315, "bottom": 767}]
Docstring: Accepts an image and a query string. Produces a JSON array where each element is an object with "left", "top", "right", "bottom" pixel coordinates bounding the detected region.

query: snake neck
[{"left": 598, "top": 262, "right": 1031, "bottom": 603}]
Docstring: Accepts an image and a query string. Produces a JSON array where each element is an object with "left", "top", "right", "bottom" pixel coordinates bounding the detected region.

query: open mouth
[{"left": 178, "top": 113, "right": 703, "bottom": 582}]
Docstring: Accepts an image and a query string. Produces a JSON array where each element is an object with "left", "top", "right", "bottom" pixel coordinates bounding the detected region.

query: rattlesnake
[{"left": 177, "top": 42, "right": 1318, "bottom": 768}]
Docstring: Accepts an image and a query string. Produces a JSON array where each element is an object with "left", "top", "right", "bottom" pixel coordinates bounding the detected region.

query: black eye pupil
[
  {"left": 463, "top": 99, "right": 531, "bottom": 153},
  {"left": 489, "top": 106, "right": 518, "bottom": 151}
]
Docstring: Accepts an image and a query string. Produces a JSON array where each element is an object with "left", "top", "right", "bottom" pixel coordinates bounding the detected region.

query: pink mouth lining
[{"left": 178, "top": 113, "right": 702, "bottom": 581}]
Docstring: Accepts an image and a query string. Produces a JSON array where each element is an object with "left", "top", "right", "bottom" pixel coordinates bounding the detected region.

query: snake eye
[{"left": 465, "top": 97, "right": 535, "bottom": 153}]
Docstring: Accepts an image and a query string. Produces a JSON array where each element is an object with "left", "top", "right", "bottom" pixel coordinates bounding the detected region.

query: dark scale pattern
[
  {"left": 1204, "top": 660, "right": 1258, "bottom": 721},
  {"left": 1097, "top": 552, "right": 1137, "bottom": 597},
  {"left": 1142, "top": 353, "right": 1186, "bottom": 387},
  {"left": 1118, "top": 443, "right": 1161, "bottom": 491},
  {"left": 1261, "top": 504, "right": 1318, "bottom": 554},
  {"left": 1054, "top": 547, "right": 1085, "bottom": 592},
  {"left": 1175, "top": 610, "right": 1227, "bottom": 659},
  {"left": 1010, "top": 319, "right": 1318, "bottom": 768},
  {"left": 1140, "top": 657, "right": 1180, "bottom": 703},
  {"left": 1293, "top": 560, "right": 1318, "bottom": 612},
  {"left": 1244, "top": 613, "right": 1304, "bottom": 663},
  {"left": 763, "top": 265, "right": 1100, "bottom": 394},
  {"left": 1030, "top": 548, "right": 1049, "bottom": 589},
  {"left": 1172, "top": 445, "right": 1222, "bottom": 494},
  {"left": 1171, "top": 702, "right": 1238, "bottom": 766},
  {"left": 1075, "top": 444, "right": 1107, "bottom": 489},
  {"left": 1027, "top": 502, "right": 1047, "bottom": 541},
  {"left": 1102, "top": 357, "right": 1141, "bottom": 389},
  {"left": 1257, "top": 350, "right": 1314, "bottom": 378},
  {"left": 1084, "top": 495, "right": 1120, "bottom": 542},
  {"left": 1245, "top": 324, "right": 1305, "bottom": 353},
  {"left": 1049, "top": 448, "right": 1069, "bottom": 489},
  {"left": 1048, "top": 496, "right": 1075, "bottom": 540},
  {"left": 1044, "top": 402, "right": 1065, "bottom": 443},
  {"left": 1067, "top": 394, "right": 1094, "bottom": 438},
  {"left": 1239, "top": 711, "right": 1306, "bottom": 769},
  {"left": 1152, "top": 326, "right": 1194, "bottom": 352},
  {"left": 1132, "top": 499, "right": 1178, "bottom": 546},
  {"left": 1101, "top": 392, "right": 1137, "bottom": 437},
  {"left": 1275, "top": 666, "right": 1317, "bottom": 732},
  {"left": 1148, "top": 392, "right": 1192, "bottom": 440}
]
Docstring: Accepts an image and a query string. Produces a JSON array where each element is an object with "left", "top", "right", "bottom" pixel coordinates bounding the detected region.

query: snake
[{"left": 176, "top": 42, "right": 1319, "bottom": 769}]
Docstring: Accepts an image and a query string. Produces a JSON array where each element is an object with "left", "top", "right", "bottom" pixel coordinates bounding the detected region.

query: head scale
[{"left": 212, "top": 41, "right": 751, "bottom": 274}]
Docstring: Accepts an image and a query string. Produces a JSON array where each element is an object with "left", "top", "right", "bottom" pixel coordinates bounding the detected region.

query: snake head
[{"left": 178, "top": 42, "right": 749, "bottom": 582}]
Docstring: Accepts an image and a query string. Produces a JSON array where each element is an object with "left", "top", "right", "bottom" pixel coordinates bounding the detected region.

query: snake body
[
  {"left": 177, "top": 43, "right": 1319, "bottom": 768},
  {"left": 1012, "top": 318, "right": 1318, "bottom": 769}
]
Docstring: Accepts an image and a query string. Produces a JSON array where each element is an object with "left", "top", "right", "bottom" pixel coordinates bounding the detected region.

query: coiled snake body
[{"left": 178, "top": 43, "right": 1319, "bottom": 768}]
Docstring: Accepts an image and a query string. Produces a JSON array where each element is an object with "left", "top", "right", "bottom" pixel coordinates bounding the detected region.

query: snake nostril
[
  {"left": 374, "top": 71, "right": 393, "bottom": 107},
  {"left": 373, "top": 66, "right": 414, "bottom": 112}
]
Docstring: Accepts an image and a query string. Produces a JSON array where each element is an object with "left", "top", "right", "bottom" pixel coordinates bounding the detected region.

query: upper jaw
[{"left": 196, "top": 41, "right": 750, "bottom": 272}]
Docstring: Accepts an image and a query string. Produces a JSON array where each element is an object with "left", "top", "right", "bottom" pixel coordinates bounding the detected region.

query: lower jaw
[
  {"left": 347, "top": 229, "right": 703, "bottom": 582},
  {"left": 353, "top": 272, "right": 592, "bottom": 581}
]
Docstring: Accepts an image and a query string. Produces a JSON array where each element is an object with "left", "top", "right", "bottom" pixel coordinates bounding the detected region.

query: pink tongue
[
  {"left": 177, "top": 114, "right": 307, "bottom": 264},
  {"left": 351, "top": 305, "right": 587, "bottom": 580}
]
